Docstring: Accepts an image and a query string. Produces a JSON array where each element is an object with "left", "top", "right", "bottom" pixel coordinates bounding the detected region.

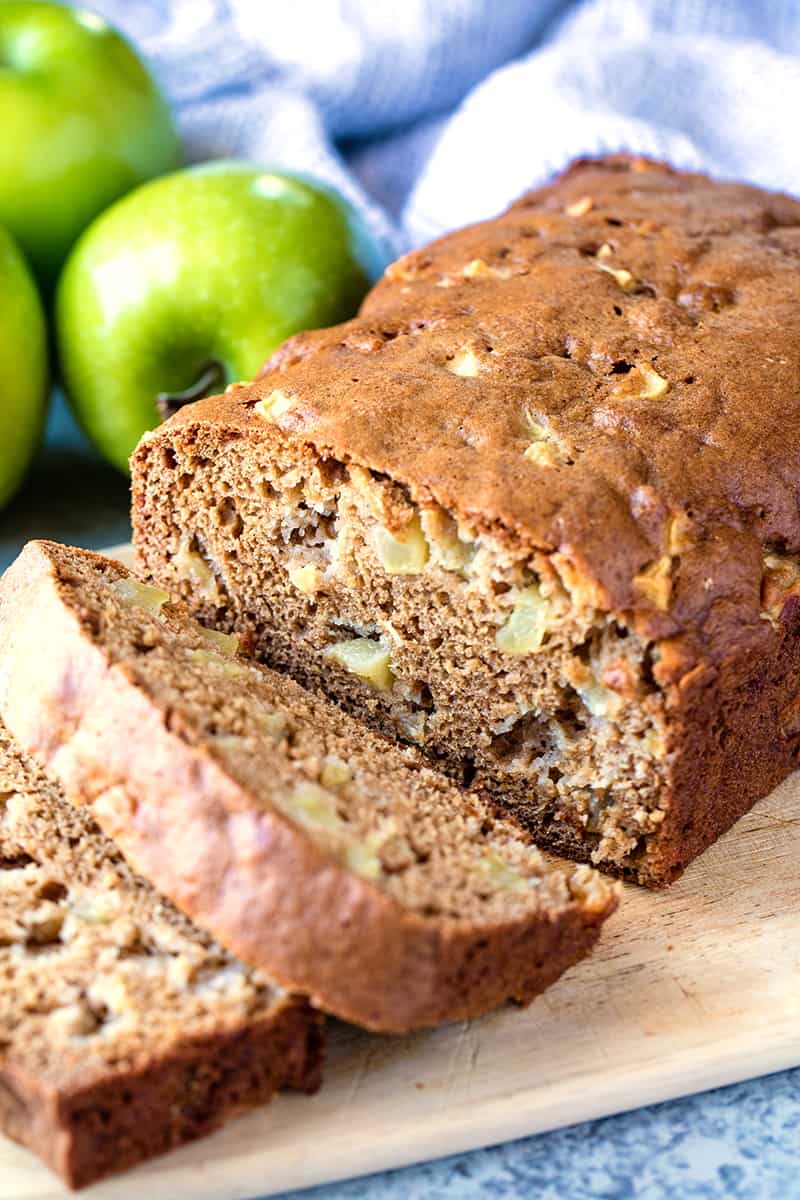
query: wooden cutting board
[{"left": 4, "top": 547, "right": 799, "bottom": 1198}]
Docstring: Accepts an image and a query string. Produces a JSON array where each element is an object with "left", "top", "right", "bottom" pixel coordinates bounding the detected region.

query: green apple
[
  {"left": 0, "top": 2, "right": 180, "bottom": 289},
  {"left": 56, "top": 161, "right": 390, "bottom": 473},
  {"left": 0, "top": 225, "right": 48, "bottom": 509}
]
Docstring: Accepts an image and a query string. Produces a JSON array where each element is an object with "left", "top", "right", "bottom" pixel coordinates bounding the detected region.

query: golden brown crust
[
  {"left": 0, "top": 542, "right": 616, "bottom": 1034},
  {"left": 131, "top": 156, "right": 800, "bottom": 887},
  {"left": 2, "top": 1010, "right": 323, "bottom": 1190},
  {"left": 643, "top": 595, "right": 800, "bottom": 883}
]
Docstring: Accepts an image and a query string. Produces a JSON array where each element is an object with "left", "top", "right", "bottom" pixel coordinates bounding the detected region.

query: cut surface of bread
[
  {"left": 0, "top": 721, "right": 322, "bottom": 1190},
  {"left": 131, "top": 155, "right": 800, "bottom": 887},
  {"left": 0, "top": 540, "right": 617, "bottom": 1034}
]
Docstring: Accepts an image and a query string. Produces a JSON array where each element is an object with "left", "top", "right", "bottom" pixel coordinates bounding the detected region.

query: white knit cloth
[{"left": 93, "top": 0, "right": 800, "bottom": 255}]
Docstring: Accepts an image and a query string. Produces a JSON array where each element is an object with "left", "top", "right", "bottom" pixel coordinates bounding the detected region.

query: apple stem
[{"left": 156, "top": 360, "right": 226, "bottom": 421}]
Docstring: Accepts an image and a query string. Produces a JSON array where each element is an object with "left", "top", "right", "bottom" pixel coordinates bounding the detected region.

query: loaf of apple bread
[
  {"left": 131, "top": 155, "right": 800, "bottom": 887},
  {"left": 0, "top": 720, "right": 322, "bottom": 1190}
]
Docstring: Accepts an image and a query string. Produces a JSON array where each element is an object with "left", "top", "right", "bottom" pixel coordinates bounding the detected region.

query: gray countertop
[
  {"left": 280, "top": 1068, "right": 800, "bottom": 1200},
  {"left": 4, "top": 397, "right": 798, "bottom": 1200}
]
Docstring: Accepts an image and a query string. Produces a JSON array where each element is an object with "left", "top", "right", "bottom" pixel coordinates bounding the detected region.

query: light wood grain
[{"left": 4, "top": 545, "right": 798, "bottom": 1198}]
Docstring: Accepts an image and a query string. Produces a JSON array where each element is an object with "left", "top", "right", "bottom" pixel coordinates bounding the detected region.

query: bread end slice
[{"left": 0, "top": 719, "right": 322, "bottom": 1189}]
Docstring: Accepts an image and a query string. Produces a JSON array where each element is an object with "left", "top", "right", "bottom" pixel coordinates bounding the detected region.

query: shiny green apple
[
  {"left": 56, "top": 161, "right": 389, "bottom": 472},
  {"left": 0, "top": 1, "right": 180, "bottom": 289},
  {"left": 0, "top": 225, "right": 48, "bottom": 509}
]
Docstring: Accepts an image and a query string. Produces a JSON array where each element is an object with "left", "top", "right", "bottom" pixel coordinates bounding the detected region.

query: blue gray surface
[
  {"left": 0, "top": 392, "right": 130, "bottom": 573},
  {"left": 277, "top": 1069, "right": 800, "bottom": 1200},
  {"left": 4, "top": 401, "right": 798, "bottom": 1198}
]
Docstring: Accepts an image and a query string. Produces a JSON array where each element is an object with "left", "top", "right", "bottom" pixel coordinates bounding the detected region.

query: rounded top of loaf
[{"left": 140, "top": 156, "right": 800, "bottom": 677}]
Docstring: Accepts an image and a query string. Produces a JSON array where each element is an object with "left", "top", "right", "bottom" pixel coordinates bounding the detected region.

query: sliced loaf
[
  {"left": 0, "top": 720, "right": 322, "bottom": 1190},
  {"left": 0, "top": 541, "right": 618, "bottom": 1033},
  {"left": 130, "top": 157, "right": 800, "bottom": 887}
]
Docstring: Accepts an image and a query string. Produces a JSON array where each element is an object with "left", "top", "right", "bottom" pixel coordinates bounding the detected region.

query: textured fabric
[{"left": 92, "top": 1, "right": 799, "bottom": 253}]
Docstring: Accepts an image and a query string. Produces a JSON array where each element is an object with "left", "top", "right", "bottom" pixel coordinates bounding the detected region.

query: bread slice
[
  {"left": 0, "top": 540, "right": 617, "bottom": 1034},
  {"left": 0, "top": 720, "right": 322, "bottom": 1190},
  {"left": 130, "top": 155, "right": 800, "bottom": 887}
]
